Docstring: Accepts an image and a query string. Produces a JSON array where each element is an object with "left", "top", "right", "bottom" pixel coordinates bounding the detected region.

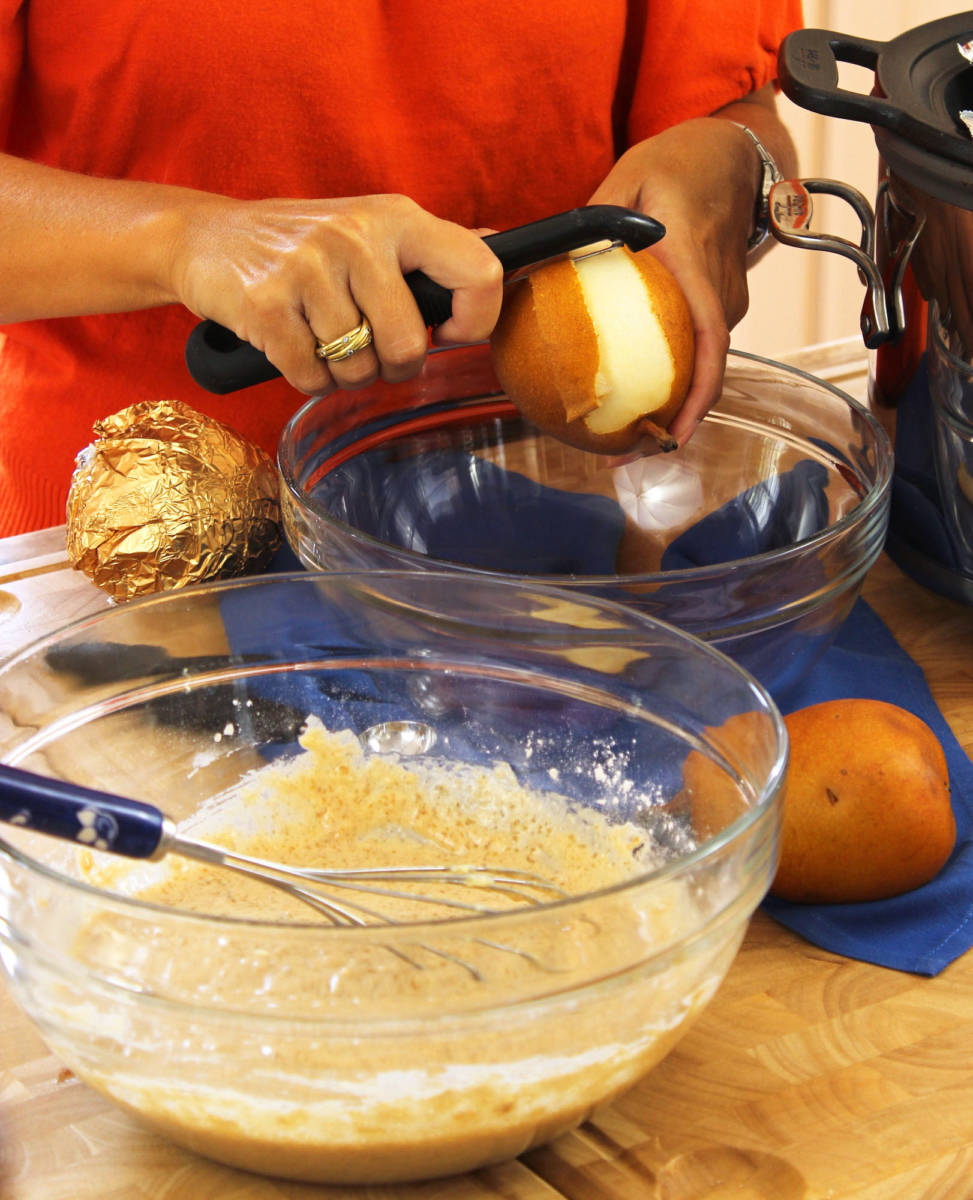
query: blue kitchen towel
[
  {"left": 262, "top": 457, "right": 973, "bottom": 974},
  {"left": 762, "top": 597, "right": 973, "bottom": 976},
  {"left": 661, "top": 458, "right": 830, "bottom": 569},
  {"left": 312, "top": 448, "right": 625, "bottom": 575}
]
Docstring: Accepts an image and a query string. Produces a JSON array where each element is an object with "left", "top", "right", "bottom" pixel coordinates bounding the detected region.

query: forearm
[
  {"left": 0, "top": 154, "right": 504, "bottom": 398},
  {"left": 0, "top": 154, "right": 213, "bottom": 323}
]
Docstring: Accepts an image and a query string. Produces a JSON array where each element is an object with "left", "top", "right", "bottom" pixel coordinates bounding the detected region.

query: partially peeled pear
[{"left": 490, "top": 244, "right": 694, "bottom": 453}]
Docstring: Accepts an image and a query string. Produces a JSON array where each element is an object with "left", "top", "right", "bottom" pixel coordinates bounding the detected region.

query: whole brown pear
[{"left": 771, "top": 699, "right": 956, "bottom": 904}]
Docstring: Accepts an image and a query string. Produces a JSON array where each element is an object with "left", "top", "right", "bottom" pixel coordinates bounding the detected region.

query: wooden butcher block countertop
[{"left": 0, "top": 340, "right": 972, "bottom": 1200}]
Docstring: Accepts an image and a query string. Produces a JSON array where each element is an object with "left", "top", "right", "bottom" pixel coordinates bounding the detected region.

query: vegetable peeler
[{"left": 183, "top": 205, "right": 666, "bottom": 394}]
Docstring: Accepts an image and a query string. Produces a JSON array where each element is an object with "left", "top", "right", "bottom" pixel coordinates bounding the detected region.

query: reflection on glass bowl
[{"left": 613, "top": 455, "right": 706, "bottom": 534}]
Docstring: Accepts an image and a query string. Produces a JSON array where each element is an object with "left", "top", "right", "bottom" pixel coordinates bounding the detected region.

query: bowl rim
[
  {"left": 278, "top": 348, "right": 894, "bottom": 586},
  {"left": 0, "top": 569, "right": 788, "bottom": 937}
]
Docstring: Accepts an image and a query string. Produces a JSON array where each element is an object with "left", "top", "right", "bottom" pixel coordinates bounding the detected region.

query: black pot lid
[{"left": 779, "top": 13, "right": 973, "bottom": 201}]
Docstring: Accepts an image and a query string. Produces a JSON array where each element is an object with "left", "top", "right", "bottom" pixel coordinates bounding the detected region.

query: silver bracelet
[{"left": 731, "top": 122, "right": 783, "bottom": 252}]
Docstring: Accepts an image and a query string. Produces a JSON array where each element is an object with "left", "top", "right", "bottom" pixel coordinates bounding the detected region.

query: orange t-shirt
[{"left": 0, "top": 0, "right": 801, "bottom": 536}]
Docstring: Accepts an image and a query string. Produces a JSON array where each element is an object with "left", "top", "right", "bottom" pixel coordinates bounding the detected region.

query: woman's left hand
[{"left": 589, "top": 95, "right": 795, "bottom": 447}]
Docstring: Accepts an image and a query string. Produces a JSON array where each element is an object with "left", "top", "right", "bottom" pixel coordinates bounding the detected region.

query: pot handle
[
  {"left": 767, "top": 177, "right": 923, "bottom": 349},
  {"left": 778, "top": 28, "right": 907, "bottom": 130}
]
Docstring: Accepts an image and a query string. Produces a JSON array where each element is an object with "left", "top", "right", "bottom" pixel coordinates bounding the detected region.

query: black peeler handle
[{"left": 184, "top": 205, "right": 666, "bottom": 394}]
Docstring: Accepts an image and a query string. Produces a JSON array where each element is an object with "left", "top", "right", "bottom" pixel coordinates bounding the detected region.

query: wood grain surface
[{"left": 0, "top": 347, "right": 972, "bottom": 1200}]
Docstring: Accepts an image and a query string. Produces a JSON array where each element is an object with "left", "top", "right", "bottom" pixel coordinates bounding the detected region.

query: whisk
[{"left": 0, "top": 761, "right": 569, "bottom": 929}]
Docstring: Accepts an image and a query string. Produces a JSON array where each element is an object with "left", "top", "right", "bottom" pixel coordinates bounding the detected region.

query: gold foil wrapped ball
[{"left": 66, "top": 399, "right": 282, "bottom": 602}]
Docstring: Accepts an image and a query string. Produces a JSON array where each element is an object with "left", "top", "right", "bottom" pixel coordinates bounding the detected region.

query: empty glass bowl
[
  {"left": 0, "top": 570, "right": 786, "bottom": 1184},
  {"left": 280, "top": 345, "right": 893, "bottom": 699}
]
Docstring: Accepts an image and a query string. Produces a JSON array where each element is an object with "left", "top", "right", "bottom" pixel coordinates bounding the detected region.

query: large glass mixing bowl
[
  {"left": 280, "top": 346, "right": 893, "bottom": 699},
  {"left": 0, "top": 570, "right": 785, "bottom": 1184}
]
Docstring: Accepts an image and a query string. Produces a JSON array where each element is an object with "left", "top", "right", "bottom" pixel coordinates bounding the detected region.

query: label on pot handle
[{"left": 770, "top": 180, "right": 812, "bottom": 235}]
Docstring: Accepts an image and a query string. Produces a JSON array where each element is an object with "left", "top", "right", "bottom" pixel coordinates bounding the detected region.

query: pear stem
[{"left": 636, "top": 417, "right": 678, "bottom": 453}]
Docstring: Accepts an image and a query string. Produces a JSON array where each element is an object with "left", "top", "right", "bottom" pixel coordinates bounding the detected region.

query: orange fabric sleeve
[
  {"left": 626, "top": 0, "right": 805, "bottom": 142},
  {"left": 0, "top": 3, "right": 24, "bottom": 145}
]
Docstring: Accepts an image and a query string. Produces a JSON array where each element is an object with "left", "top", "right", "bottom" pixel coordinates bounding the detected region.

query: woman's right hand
[{"left": 167, "top": 191, "right": 505, "bottom": 396}]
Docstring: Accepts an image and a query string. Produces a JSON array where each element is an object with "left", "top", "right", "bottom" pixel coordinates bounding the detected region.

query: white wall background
[{"left": 734, "top": 0, "right": 965, "bottom": 359}]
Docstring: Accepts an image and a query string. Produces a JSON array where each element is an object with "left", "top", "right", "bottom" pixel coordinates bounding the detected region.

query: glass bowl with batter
[{"left": 0, "top": 570, "right": 786, "bottom": 1185}]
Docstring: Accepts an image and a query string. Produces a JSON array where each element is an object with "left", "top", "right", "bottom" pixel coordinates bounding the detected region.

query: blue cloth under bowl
[
  {"left": 667, "top": 460, "right": 973, "bottom": 974},
  {"left": 258, "top": 452, "right": 973, "bottom": 976},
  {"left": 764, "top": 599, "right": 973, "bottom": 976}
]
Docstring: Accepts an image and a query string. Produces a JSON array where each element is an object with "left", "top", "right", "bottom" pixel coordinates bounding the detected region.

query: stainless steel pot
[{"left": 774, "top": 14, "right": 973, "bottom": 604}]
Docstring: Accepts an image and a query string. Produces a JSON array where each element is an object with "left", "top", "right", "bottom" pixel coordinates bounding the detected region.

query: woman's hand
[
  {"left": 0, "top": 155, "right": 505, "bottom": 397},
  {"left": 588, "top": 92, "right": 796, "bottom": 446},
  {"left": 0, "top": 153, "right": 501, "bottom": 398},
  {"left": 169, "top": 192, "right": 504, "bottom": 395}
]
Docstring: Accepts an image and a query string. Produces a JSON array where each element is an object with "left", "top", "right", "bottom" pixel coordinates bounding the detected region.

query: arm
[
  {"left": 588, "top": 84, "right": 798, "bottom": 446},
  {"left": 0, "top": 154, "right": 503, "bottom": 395}
]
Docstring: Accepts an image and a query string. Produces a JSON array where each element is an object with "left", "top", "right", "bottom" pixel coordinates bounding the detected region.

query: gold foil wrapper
[{"left": 66, "top": 399, "right": 282, "bottom": 602}]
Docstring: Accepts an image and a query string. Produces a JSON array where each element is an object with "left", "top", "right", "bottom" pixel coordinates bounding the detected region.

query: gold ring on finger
[{"left": 315, "top": 318, "right": 373, "bottom": 363}]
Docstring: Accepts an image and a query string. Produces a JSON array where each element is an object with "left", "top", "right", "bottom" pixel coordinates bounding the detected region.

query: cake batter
[{"left": 61, "top": 720, "right": 732, "bottom": 1183}]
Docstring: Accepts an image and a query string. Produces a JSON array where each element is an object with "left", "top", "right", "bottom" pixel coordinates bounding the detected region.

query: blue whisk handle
[{"left": 0, "top": 764, "right": 166, "bottom": 859}]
